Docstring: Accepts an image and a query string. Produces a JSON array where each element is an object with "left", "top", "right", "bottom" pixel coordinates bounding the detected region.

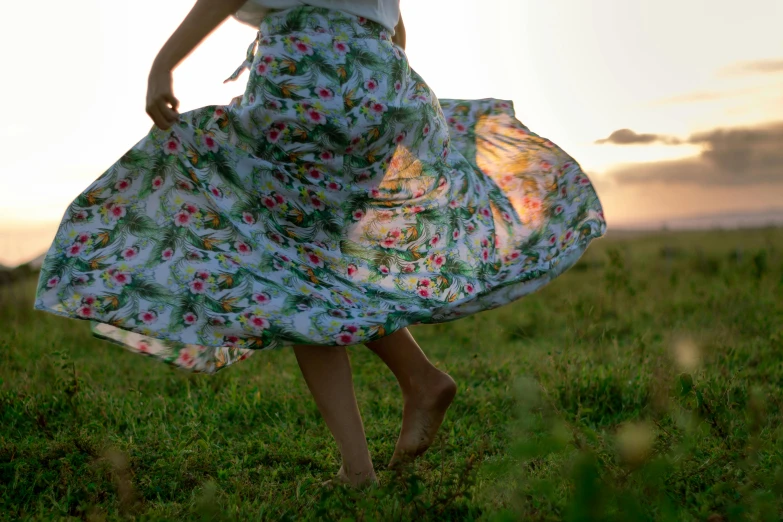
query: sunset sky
[{"left": 1, "top": 0, "right": 782, "bottom": 266}]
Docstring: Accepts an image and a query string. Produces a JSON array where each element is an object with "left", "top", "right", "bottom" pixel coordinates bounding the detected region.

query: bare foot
[
  {"left": 388, "top": 370, "right": 457, "bottom": 468},
  {"left": 322, "top": 465, "right": 378, "bottom": 489}
]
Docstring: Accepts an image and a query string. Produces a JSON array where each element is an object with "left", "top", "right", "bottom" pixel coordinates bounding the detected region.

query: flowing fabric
[{"left": 34, "top": 7, "right": 606, "bottom": 373}]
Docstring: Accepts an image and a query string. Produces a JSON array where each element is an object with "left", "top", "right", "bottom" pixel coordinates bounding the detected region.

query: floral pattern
[{"left": 34, "top": 7, "right": 606, "bottom": 373}]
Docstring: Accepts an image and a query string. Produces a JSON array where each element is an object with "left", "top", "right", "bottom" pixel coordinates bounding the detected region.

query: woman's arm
[
  {"left": 392, "top": 14, "right": 405, "bottom": 50},
  {"left": 146, "top": 0, "right": 247, "bottom": 130}
]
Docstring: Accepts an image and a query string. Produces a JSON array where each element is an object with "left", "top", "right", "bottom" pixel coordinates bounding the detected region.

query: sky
[{"left": 1, "top": 0, "right": 782, "bottom": 266}]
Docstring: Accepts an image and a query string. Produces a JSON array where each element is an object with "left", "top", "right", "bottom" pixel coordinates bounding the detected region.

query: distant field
[{"left": 1, "top": 227, "right": 782, "bottom": 521}]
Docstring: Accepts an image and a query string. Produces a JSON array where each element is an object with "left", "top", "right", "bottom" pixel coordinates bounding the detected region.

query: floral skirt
[{"left": 33, "top": 6, "right": 606, "bottom": 373}]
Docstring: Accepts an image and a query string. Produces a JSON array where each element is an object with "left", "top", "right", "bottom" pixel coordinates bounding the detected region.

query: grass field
[{"left": 1, "top": 227, "right": 782, "bottom": 521}]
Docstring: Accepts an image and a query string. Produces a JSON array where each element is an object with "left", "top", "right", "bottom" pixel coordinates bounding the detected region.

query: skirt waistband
[{"left": 224, "top": 6, "right": 392, "bottom": 84}]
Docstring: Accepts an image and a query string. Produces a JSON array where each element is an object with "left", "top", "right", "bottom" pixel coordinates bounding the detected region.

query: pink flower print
[
  {"left": 465, "top": 283, "right": 475, "bottom": 294},
  {"left": 381, "top": 237, "right": 396, "bottom": 248},
  {"left": 422, "top": 124, "right": 430, "bottom": 136},
  {"left": 390, "top": 229, "right": 401, "bottom": 239},
  {"left": 196, "top": 270, "right": 210, "bottom": 280},
  {"left": 317, "top": 87, "right": 334, "bottom": 100},
  {"left": 481, "top": 238, "right": 489, "bottom": 248},
  {"left": 163, "top": 137, "right": 183, "bottom": 155},
  {"left": 115, "top": 178, "right": 131, "bottom": 192},
  {"left": 249, "top": 315, "right": 269, "bottom": 330},
  {"left": 255, "top": 62, "right": 269, "bottom": 75},
  {"left": 293, "top": 40, "right": 313, "bottom": 55},
  {"left": 565, "top": 230, "right": 574, "bottom": 241},
  {"left": 411, "top": 205, "right": 425, "bottom": 214},
  {"left": 137, "top": 340, "right": 150, "bottom": 353},
  {"left": 310, "top": 196, "right": 325, "bottom": 211},
  {"left": 454, "top": 123, "right": 467, "bottom": 133},
  {"left": 235, "top": 241, "right": 252, "bottom": 255},
  {"left": 177, "top": 351, "right": 193, "bottom": 367},
  {"left": 502, "top": 211, "right": 512, "bottom": 222},
  {"left": 280, "top": 255, "right": 291, "bottom": 262},
  {"left": 266, "top": 127, "right": 282, "bottom": 143},
  {"left": 209, "top": 316, "right": 225, "bottom": 326},
  {"left": 452, "top": 229, "right": 460, "bottom": 240},
  {"left": 480, "top": 207, "right": 491, "bottom": 218},
  {"left": 364, "top": 79, "right": 379, "bottom": 92},
  {"left": 242, "top": 212, "right": 255, "bottom": 224},
  {"left": 109, "top": 204, "right": 127, "bottom": 221},
  {"left": 394, "top": 80, "right": 402, "bottom": 92},
  {"left": 176, "top": 180, "right": 193, "bottom": 191},
  {"left": 419, "top": 278, "right": 431, "bottom": 287},
  {"left": 466, "top": 224, "right": 475, "bottom": 233},
  {"left": 306, "top": 109, "right": 325, "bottom": 124},
  {"left": 139, "top": 311, "right": 157, "bottom": 324},
  {"left": 417, "top": 286, "right": 433, "bottom": 298},
  {"left": 262, "top": 55, "right": 274, "bottom": 64},
  {"left": 345, "top": 325, "right": 358, "bottom": 334},
  {"left": 356, "top": 171, "right": 371, "bottom": 182},
  {"left": 336, "top": 331, "right": 357, "bottom": 345},
  {"left": 432, "top": 254, "right": 446, "bottom": 267},
  {"left": 540, "top": 160, "right": 552, "bottom": 171},
  {"left": 347, "top": 263, "right": 358, "bottom": 276},
  {"left": 379, "top": 265, "right": 390, "bottom": 274},
  {"left": 308, "top": 167, "right": 323, "bottom": 180},
  {"left": 441, "top": 147, "right": 449, "bottom": 159},
  {"left": 183, "top": 312, "right": 198, "bottom": 325},
  {"left": 351, "top": 210, "right": 365, "bottom": 223},
  {"left": 394, "top": 133, "right": 406, "bottom": 144},
  {"left": 224, "top": 335, "right": 239, "bottom": 345},
  {"left": 377, "top": 209, "right": 392, "bottom": 222},
  {"left": 448, "top": 199, "right": 458, "bottom": 209},
  {"left": 306, "top": 252, "right": 324, "bottom": 267},
  {"left": 262, "top": 196, "right": 277, "bottom": 209},
  {"left": 320, "top": 150, "right": 334, "bottom": 161},
  {"left": 46, "top": 276, "right": 60, "bottom": 288},
  {"left": 267, "top": 99, "right": 282, "bottom": 110},
  {"left": 555, "top": 205, "right": 564, "bottom": 215},
  {"left": 357, "top": 16, "right": 367, "bottom": 23},
  {"left": 274, "top": 194, "right": 285, "bottom": 204},
  {"left": 214, "top": 107, "right": 225, "bottom": 118},
  {"left": 113, "top": 272, "right": 131, "bottom": 285},
  {"left": 151, "top": 176, "right": 164, "bottom": 190},
  {"left": 402, "top": 264, "right": 414, "bottom": 273},
  {"left": 333, "top": 41, "right": 349, "bottom": 54},
  {"left": 326, "top": 181, "right": 340, "bottom": 191},
  {"left": 430, "top": 235, "right": 440, "bottom": 246},
  {"left": 83, "top": 295, "right": 97, "bottom": 305},
  {"left": 370, "top": 101, "right": 387, "bottom": 115},
  {"left": 203, "top": 134, "right": 219, "bottom": 152},
  {"left": 184, "top": 204, "right": 198, "bottom": 214},
  {"left": 510, "top": 251, "right": 520, "bottom": 260},
  {"left": 269, "top": 232, "right": 284, "bottom": 244},
  {"left": 78, "top": 305, "right": 94, "bottom": 318},
  {"left": 74, "top": 210, "right": 88, "bottom": 221},
  {"left": 65, "top": 242, "right": 83, "bottom": 258},
  {"left": 252, "top": 292, "right": 270, "bottom": 304},
  {"left": 598, "top": 210, "right": 605, "bottom": 220},
  {"left": 174, "top": 210, "right": 192, "bottom": 227},
  {"left": 481, "top": 249, "right": 490, "bottom": 261},
  {"left": 122, "top": 247, "right": 138, "bottom": 260},
  {"left": 162, "top": 248, "right": 174, "bottom": 260},
  {"left": 560, "top": 186, "right": 568, "bottom": 198},
  {"left": 580, "top": 178, "right": 591, "bottom": 185},
  {"left": 76, "top": 232, "right": 90, "bottom": 243}
]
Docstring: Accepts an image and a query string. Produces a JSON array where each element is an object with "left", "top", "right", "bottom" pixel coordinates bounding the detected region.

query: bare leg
[
  {"left": 364, "top": 327, "right": 457, "bottom": 468},
  {"left": 292, "top": 344, "right": 377, "bottom": 487}
]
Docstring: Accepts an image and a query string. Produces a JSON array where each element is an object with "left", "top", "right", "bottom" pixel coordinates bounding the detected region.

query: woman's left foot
[{"left": 388, "top": 370, "right": 457, "bottom": 468}]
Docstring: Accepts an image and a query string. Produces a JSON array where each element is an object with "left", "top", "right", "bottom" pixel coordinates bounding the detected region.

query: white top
[{"left": 233, "top": 0, "right": 400, "bottom": 33}]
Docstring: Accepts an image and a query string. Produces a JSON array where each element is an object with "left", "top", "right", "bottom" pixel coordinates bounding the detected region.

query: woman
[{"left": 34, "top": 0, "right": 606, "bottom": 487}]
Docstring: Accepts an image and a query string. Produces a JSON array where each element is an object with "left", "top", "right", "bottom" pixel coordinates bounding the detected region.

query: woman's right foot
[{"left": 388, "top": 370, "right": 457, "bottom": 468}]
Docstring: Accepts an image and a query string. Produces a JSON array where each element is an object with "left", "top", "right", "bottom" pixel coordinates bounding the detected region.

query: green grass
[{"left": 1, "top": 227, "right": 782, "bottom": 521}]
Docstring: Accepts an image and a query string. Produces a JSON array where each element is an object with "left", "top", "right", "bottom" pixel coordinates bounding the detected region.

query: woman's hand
[{"left": 146, "top": 65, "right": 180, "bottom": 130}]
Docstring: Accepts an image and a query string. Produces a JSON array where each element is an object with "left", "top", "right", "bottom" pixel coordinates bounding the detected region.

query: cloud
[
  {"left": 606, "top": 121, "right": 783, "bottom": 185},
  {"left": 719, "top": 59, "right": 783, "bottom": 76},
  {"left": 595, "top": 128, "right": 682, "bottom": 145}
]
